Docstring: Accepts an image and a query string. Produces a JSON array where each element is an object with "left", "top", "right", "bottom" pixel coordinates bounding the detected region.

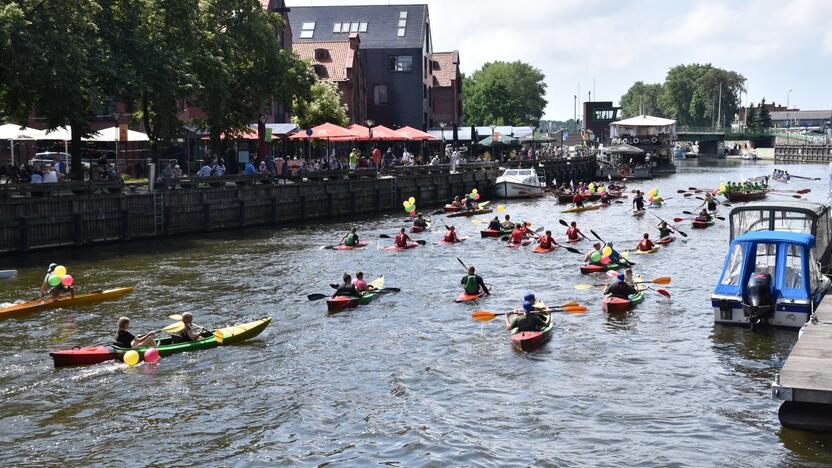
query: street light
[
  {"left": 489, "top": 124, "right": 496, "bottom": 161},
  {"left": 439, "top": 121, "right": 447, "bottom": 156}
]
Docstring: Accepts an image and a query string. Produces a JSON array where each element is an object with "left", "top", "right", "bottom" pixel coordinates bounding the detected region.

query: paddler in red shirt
[
  {"left": 538, "top": 230, "right": 556, "bottom": 249},
  {"left": 444, "top": 225, "right": 460, "bottom": 243},
  {"left": 394, "top": 227, "right": 413, "bottom": 247},
  {"left": 509, "top": 226, "right": 526, "bottom": 245},
  {"left": 637, "top": 233, "right": 655, "bottom": 252},
  {"left": 572, "top": 192, "right": 585, "bottom": 208},
  {"left": 566, "top": 221, "right": 582, "bottom": 241}
]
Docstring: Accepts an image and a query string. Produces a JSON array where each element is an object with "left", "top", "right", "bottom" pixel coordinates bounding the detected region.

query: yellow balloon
[
  {"left": 602, "top": 246, "right": 612, "bottom": 256},
  {"left": 402, "top": 201, "right": 409, "bottom": 207},
  {"left": 598, "top": 187, "right": 605, "bottom": 194},
  {"left": 497, "top": 205, "right": 505, "bottom": 213},
  {"left": 408, "top": 197, "right": 415, "bottom": 204},
  {"left": 123, "top": 350, "right": 140, "bottom": 366},
  {"left": 472, "top": 189, "right": 478, "bottom": 194},
  {"left": 54, "top": 265, "right": 67, "bottom": 277}
]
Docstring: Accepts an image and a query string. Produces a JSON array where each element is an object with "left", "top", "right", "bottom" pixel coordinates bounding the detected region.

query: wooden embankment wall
[{"left": 774, "top": 145, "right": 832, "bottom": 163}]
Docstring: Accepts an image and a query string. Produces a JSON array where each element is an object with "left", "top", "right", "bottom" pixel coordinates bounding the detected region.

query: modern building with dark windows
[{"left": 288, "top": 4, "right": 434, "bottom": 129}]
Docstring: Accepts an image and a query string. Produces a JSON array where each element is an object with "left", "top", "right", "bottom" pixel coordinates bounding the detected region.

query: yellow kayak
[
  {"left": 0, "top": 287, "right": 134, "bottom": 320},
  {"left": 561, "top": 204, "right": 603, "bottom": 214},
  {"left": 636, "top": 246, "right": 660, "bottom": 255}
]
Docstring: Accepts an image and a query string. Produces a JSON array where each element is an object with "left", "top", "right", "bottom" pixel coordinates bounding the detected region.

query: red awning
[
  {"left": 288, "top": 122, "right": 355, "bottom": 140},
  {"left": 396, "top": 126, "right": 435, "bottom": 140}
]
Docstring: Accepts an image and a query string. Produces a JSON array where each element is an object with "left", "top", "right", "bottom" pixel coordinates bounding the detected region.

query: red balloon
[{"left": 600, "top": 256, "right": 610, "bottom": 265}]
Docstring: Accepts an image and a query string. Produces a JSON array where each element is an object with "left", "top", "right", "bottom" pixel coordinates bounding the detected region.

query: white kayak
[{"left": 0, "top": 270, "right": 18, "bottom": 280}]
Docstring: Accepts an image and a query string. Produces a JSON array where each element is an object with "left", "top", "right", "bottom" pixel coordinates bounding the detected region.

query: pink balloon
[
  {"left": 409, "top": 209, "right": 416, "bottom": 216},
  {"left": 61, "top": 275, "right": 73, "bottom": 286},
  {"left": 144, "top": 347, "right": 160, "bottom": 363},
  {"left": 606, "top": 270, "right": 619, "bottom": 279},
  {"left": 600, "top": 256, "right": 610, "bottom": 265},
  {"left": 648, "top": 197, "right": 654, "bottom": 203},
  {"left": 474, "top": 193, "right": 480, "bottom": 200}
]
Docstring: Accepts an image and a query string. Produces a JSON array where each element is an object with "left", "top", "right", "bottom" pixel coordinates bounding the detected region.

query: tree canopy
[
  {"left": 292, "top": 80, "right": 349, "bottom": 129},
  {"left": 619, "top": 82, "right": 664, "bottom": 118},
  {"left": 463, "top": 61, "right": 547, "bottom": 126}
]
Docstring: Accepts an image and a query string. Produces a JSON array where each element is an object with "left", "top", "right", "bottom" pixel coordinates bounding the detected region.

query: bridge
[{"left": 676, "top": 126, "right": 777, "bottom": 155}]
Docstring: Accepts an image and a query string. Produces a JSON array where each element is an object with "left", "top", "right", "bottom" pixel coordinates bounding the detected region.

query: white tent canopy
[
  {"left": 41, "top": 126, "right": 72, "bottom": 140},
  {"left": 87, "top": 126, "right": 150, "bottom": 142},
  {"left": 0, "top": 124, "right": 45, "bottom": 140},
  {"left": 610, "top": 115, "right": 676, "bottom": 138}
]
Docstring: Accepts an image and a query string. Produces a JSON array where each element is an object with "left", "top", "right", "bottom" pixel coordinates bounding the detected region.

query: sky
[{"left": 286, "top": 0, "right": 832, "bottom": 120}]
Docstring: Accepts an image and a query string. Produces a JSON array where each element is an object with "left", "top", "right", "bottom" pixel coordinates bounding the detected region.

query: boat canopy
[{"left": 714, "top": 231, "right": 824, "bottom": 301}]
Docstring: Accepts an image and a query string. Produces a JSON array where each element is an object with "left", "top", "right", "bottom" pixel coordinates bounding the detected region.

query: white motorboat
[{"left": 494, "top": 168, "right": 546, "bottom": 199}]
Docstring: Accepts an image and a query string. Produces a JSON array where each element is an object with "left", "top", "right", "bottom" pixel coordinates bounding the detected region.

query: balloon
[
  {"left": 48, "top": 275, "right": 61, "bottom": 287},
  {"left": 590, "top": 252, "right": 601, "bottom": 262},
  {"left": 408, "top": 197, "right": 415, "bottom": 204},
  {"left": 497, "top": 205, "right": 505, "bottom": 213},
  {"left": 472, "top": 189, "right": 478, "bottom": 195},
  {"left": 61, "top": 275, "right": 73, "bottom": 286},
  {"left": 648, "top": 197, "right": 654, "bottom": 203},
  {"left": 123, "top": 350, "right": 140, "bottom": 366},
  {"left": 600, "top": 255, "right": 610, "bottom": 265},
  {"left": 144, "top": 347, "right": 160, "bottom": 363},
  {"left": 402, "top": 201, "right": 409, "bottom": 207},
  {"left": 602, "top": 246, "right": 612, "bottom": 256},
  {"left": 54, "top": 265, "right": 67, "bottom": 277},
  {"left": 469, "top": 194, "right": 475, "bottom": 199},
  {"left": 607, "top": 270, "right": 619, "bottom": 279},
  {"left": 409, "top": 209, "right": 416, "bottom": 216},
  {"left": 598, "top": 187, "right": 605, "bottom": 194},
  {"left": 474, "top": 194, "right": 480, "bottom": 200}
]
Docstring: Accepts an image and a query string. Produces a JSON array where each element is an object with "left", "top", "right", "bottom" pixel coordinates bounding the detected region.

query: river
[{"left": 2, "top": 159, "right": 832, "bottom": 466}]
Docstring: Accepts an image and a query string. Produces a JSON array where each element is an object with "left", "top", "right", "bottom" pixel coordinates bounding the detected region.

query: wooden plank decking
[{"left": 774, "top": 298, "right": 832, "bottom": 404}]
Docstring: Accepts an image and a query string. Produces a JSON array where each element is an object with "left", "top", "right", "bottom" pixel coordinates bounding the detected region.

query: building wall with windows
[
  {"left": 582, "top": 101, "right": 620, "bottom": 143},
  {"left": 431, "top": 51, "right": 461, "bottom": 126}
]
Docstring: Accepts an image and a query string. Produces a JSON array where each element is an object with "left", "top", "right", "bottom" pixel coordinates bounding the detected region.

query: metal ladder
[{"left": 152, "top": 192, "right": 164, "bottom": 235}]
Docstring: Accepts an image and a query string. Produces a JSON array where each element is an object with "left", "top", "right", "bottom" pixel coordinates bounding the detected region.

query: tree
[
  {"left": 744, "top": 104, "right": 757, "bottom": 130},
  {"left": 756, "top": 99, "right": 772, "bottom": 129},
  {"left": 463, "top": 61, "right": 547, "bottom": 125},
  {"left": 658, "top": 63, "right": 745, "bottom": 127},
  {"left": 191, "top": 0, "right": 315, "bottom": 158},
  {"left": 291, "top": 80, "right": 349, "bottom": 129},
  {"left": 619, "top": 82, "right": 664, "bottom": 118}
]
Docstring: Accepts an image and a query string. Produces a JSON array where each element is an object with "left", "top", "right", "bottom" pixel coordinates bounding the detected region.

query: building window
[
  {"left": 313, "top": 64, "right": 328, "bottom": 78},
  {"left": 333, "top": 23, "right": 341, "bottom": 33},
  {"left": 400, "top": 11, "right": 408, "bottom": 19},
  {"left": 398, "top": 19, "right": 407, "bottom": 28},
  {"left": 315, "top": 48, "right": 330, "bottom": 60},
  {"left": 300, "top": 22, "right": 315, "bottom": 39},
  {"left": 388, "top": 55, "right": 412, "bottom": 72},
  {"left": 397, "top": 28, "right": 406, "bottom": 37},
  {"left": 374, "top": 85, "right": 388, "bottom": 105},
  {"left": 423, "top": 84, "right": 427, "bottom": 99},
  {"left": 359, "top": 22, "right": 368, "bottom": 32},
  {"left": 350, "top": 22, "right": 359, "bottom": 32}
]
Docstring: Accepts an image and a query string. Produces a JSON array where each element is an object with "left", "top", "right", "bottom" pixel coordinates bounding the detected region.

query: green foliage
[
  {"left": 539, "top": 119, "right": 579, "bottom": 133},
  {"left": 619, "top": 82, "right": 664, "bottom": 118},
  {"left": 291, "top": 79, "right": 349, "bottom": 129},
  {"left": 658, "top": 63, "right": 745, "bottom": 127},
  {"left": 755, "top": 98, "right": 772, "bottom": 129},
  {"left": 463, "top": 61, "right": 547, "bottom": 126},
  {"left": 744, "top": 105, "right": 757, "bottom": 129}
]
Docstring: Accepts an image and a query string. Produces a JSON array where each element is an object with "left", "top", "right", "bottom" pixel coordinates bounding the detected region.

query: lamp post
[
  {"left": 786, "top": 89, "right": 793, "bottom": 132},
  {"left": 489, "top": 124, "right": 496, "bottom": 161},
  {"left": 439, "top": 121, "right": 447, "bottom": 159},
  {"left": 112, "top": 112, "right": 121, "bottom": 172}
]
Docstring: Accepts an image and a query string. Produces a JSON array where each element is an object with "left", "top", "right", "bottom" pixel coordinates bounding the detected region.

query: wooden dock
[{"left": 773, "top": 296, "right": 832, "bottom": 431}]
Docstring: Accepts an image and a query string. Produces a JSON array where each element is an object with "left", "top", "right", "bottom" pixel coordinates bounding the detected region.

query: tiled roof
[
  {"left": 431, "top": 51, "right": 458, "bottom": 87},
  {"left": 292, "top": 40, "right": 355, "bottom": 82},
  {"left": 289, "top": 4, "right": 428, "bottom": 49}
]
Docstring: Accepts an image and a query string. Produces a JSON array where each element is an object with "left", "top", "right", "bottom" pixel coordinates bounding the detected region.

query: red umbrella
[
  {"left": 288, "top": 122, "right": 355, "bottom": 140},
  {"left": 396, "top": 126, "right": 435, "bottom": 140}
]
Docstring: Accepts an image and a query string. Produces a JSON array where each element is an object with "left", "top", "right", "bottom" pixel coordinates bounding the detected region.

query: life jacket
[
  {"left": 464, "top": 275, "right": 480, "bottom": 294},
  {"left": 352, "top": 279, "right": 368, "bottom": 292},
  {"left": 444, "top": 231, "right": 457, "bottom": 242},
  {"left": 572, "top": 193, "right": 583, "bottom": 203},
  {"left": 344, "top": 233, "right": 358, "bottom": 245},
  {"left": 566, "top": 227, "right": 579, "bottom": 240},
  {"left": 659, "top": 227, "right": 672, "bottom": 238},
  {"left": 395, "top": 233, "right": 408, "bottom": 247},
  {"left": 510, "top": 229, "right": 524, "bottom": 244},
  {"left": 488, "top": 220, "right": 501, "bottom": 231},
  {"left": 639, "top": 239, "right": 653, "bottom": 251},
  {"left": 608, "top": 282, "right": 634, "bottom": 299},
  {"left": 539, "top": 235, "right": 554, "bottom": 248}
]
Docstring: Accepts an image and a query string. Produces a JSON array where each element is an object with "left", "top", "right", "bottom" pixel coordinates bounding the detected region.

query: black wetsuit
[
  {"left": 488, "top": 220, "right": 502, "bottom": 231},
  {"left": 333, "top": 284, "right": 360, "bottom": 297},
  {"left": 633, "top": 194, "right": 645, "bottom": 211},
  {"left": 114, "top": 330, "right": 135, "bottom": 348},
  {"left": 606, "top": 282, "right": 636, "bottom": 299}
]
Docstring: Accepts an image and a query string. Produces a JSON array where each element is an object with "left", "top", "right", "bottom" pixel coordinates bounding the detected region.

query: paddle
[
  {"left": 771, "top": 188, "right": 811, "bottom": 194},
  {"left": 789, "top": 174, "right": 821, "bottom": 180},
  {"left": 645, "top": 286, "right": 672, "bottom": 299},
  {"left": 682, "top": 210, "right": 724, "bottom": 220},
  {"left": 647, "top": 212, "right": 688, "bottom": 238},
  {"left": 559, "top": 219, "right": 590, "bottom": 241},
  {"left": 768, "top": 192, "right": 803, "bottom": 199},
  {"left": 307, "top": 286, "right": 400, "bottom": 301},
  {"left": 471, "top": 306, "right": 588, "bottom": 321},
  {"left": 574, "top": 277, "right": 672, "bottom": 289},
  {"left": 378, "top": 234, "right": 427, "bottom": 245}
]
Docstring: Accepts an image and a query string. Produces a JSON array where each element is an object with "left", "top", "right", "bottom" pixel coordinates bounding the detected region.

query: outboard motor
[{"left": 744, "top": 273, "right": 773, "bottom": 331}]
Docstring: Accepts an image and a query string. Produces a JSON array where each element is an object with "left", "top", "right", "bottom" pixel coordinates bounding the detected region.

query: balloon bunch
[
  {"left": 718, "top": 182, "right": 727, "bottom": 195},
  {"left": 590, "top": 246, "right": 614, "bottom": 265},
  {"left": 469, "top": 188, "right": 480, "bottom": 201},
  {"left": 647, "top": 188, "right": 659, "bottom": 204},
  {"left": 47, "top": 265, "right": 73, "bottom": 288},
  {"left": 402, "top": 197, "right": 417, "bottom": 216},
  {"left": 123, "top": 347, "right": 160, "bottom": 366},
  {"left": 497, "top": 204, "right": 505, "bottom": 213}
]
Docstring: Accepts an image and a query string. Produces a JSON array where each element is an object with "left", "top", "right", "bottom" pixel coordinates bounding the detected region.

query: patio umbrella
[
  {"left": 478, "top": 134, "right": 516, "bottom": 145},
  {"left": 288, "top": 122, "right": 354, "bottom": 140},
  {"left": 396, "top": 126, "right": 434, "bottom": 140},
  {"left": 0, "top": 124, "right": 44, "bottom": 165},
  {"left": 89, "top": 126, "right": 151, "bottom": 142}
]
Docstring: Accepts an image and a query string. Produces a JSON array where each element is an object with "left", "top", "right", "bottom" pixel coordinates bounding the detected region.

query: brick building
[
  {"left": 292, "top": 34, "right": 367, "bottom": 125},
  {"left": 430, "top": 51, "right": 462, "bottom": 125}
]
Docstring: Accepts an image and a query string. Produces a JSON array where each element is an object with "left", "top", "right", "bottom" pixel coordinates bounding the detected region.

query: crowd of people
[{"left": 0, "top": 155, "right": 119, "bottom": 184}]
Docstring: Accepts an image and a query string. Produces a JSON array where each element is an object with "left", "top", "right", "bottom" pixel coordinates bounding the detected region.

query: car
[{"left": 30, "top": 152, "right": 91, "bottom": 170}]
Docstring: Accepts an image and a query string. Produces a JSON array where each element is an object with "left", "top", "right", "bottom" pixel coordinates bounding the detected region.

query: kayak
[
  {"left": 410, "top": 225, "right": 430, "bottom": 233},
  {"left": 333, "top": 241, "right": 368, "bottom": 250},
  {"left": 49, "top": 317, "right": 272, "bottom": 367},
  {"left": 0, "top": 287, "right": 134, "bottom": 320},
  {"left": 561, "top": 204, "right": 603, "bottom": 214},
  {"left": 480, "top": 229, "right": 512, "bottom": 238},
  {"left": 657, "top": 236, "right": 676, "bottom": 245},
  {"left": 443, "top": 204, "right": 462, "bottom": 213},
  {"left": 692, "top": 219, "right": 715, "bottom": 229},
  {"left": 509, "top": 313, "right": 553, "bottom": 352},
  {"left": 384, "top": 243, "right": 420, "bottom": 250},
  {"left": 635, "top": 246, "right": 659, "bottom": 254},
  {"left": 437, "top": 237, "right": 468, "bottom": 245},
  {"left": 447, "top": 208, "right": 493, "bottom": 218},
  {"left": 455, "top": 291, "right": 484, "bottom": 303},
  {"left": 532, "top": 245, "right": 556, "bottom": 253},
  {"left": 580, "top": 263, "right": 620, "bottom": 274},
  {"left": 602, "top": 291, "right": 645, "bottom": 314},
  {"left": 507, "top": 240, "right": 532, "bottom": 248},
  {"left": 0, "top": 270, "right": 17, "bottom": 280},
  {"left": 648, "top": 204, "right": 663, "bottom": 209},
  {"left": 565, "top": 238, "right": 582, "bottom": 243},
  {"left": 326, "top": 277, "right": 384, "bottom": 314},
  {"left": 633, "top": 209, "right": 646, "bottom": 217}
]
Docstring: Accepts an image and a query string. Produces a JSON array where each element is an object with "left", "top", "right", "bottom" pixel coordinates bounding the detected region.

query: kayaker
[
  {"left": 394, "top": 228, "right": 413, "bottom": 248},
  {"left": 113, "top": 316, "right": 156, "bottom": 348},
  {"left": 572, "top": 192, "right": 585, "bottom": 208},
  {"left": 444, "top": 226, "right": 460, "bottom": 243},
  {"left": 566, "top": 222, "right": 582, "bottom": 241},
  {"left": 538, "top": 230, "right": 556, "bottom": 249},
  {"left": 333, "top": 273, "right": 363, "bottom": 298},
  {"left": 464, "top": 195, "right": 476, "bottom": 211},
  {"left": 39, "top": 263, "right": 75, "bottom": 299},
  {"left": 584, "top": 243, "right": 603, "bottom": 264},
  {"left": 450, "top": 196, "right": 462, "bottom": 208},
  {"left": 509, "top": 226, "right": 527, "bottom": 245},
  {"left": 633, "top": 190, "right": 645, "bottom": 212},
  {"left": 604, "top": 273, "right": 637, "bottom": 299},
  {"left": 695, "top": 209, "right": 713, "bottom": 223},
  {"left": 505, "top": 293, "right": 546, "bottom": 332},
  {"left": 637, "top": 233, "right": 655, "bottom": 252},
  {"left": 700, "top": 193, "right": 719, "bottom": 212},
  {"left": 487, "top": 216, "right": 502, "bottom": 231},
  {"left": 178, "top": 312, "right": 203, "bottom": 342},
  {"left": 657, "top": 221, "right": 673, "bottom": 239},
  {"left": 461, "top": 266, "right": 490, "bottom": 296},
  {"left": 39, "top": 263, "right": 57, "bottom": 298},
  {"left": 341, "top": 227, "right": 359, "bottom": 247},
  {"left": 599, "top": 192, "right": 612, "bottom": 205},
  {"left": 501, "top": 215, "right": 516, "bottom": 230},
  {"left": 352, "top": 271, "right": 375, "bottom": 292},
  {"left": 607, "top": 242, "right": 630, "bottom": 266},
  {"left": 413, "top": 214, "right": 429, "bottom": 228}
]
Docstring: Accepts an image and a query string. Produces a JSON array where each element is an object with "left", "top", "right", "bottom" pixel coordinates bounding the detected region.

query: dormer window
[
  {"left": 300, "top": 22, "right": 315, "bottom": 39},
  {"left": 312, "top": 64, "right": 328, "bottom": 78},
  {"left": 314, "top": 48, "right": 330, "bottom": 61}
]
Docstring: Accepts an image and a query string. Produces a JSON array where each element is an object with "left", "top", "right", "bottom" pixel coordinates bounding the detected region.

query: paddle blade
[
  {"left": 563, "top": 246, "right": 581, "bottom": 254},
  {"left": 416, "top": 240, "right": 427, "bottom": 245},
  {"left": 673, "top": 217, "right": 685, "bottom": 223},
  {"left": 677, "top": 189, "right": 687, "bottom": 193},
  {"left": 561, "top": 306, "right": 588, "bottom": 314},
  {"left": 574, "top": 284, "right": 596, "bottom": 290},
  {"left": 590, "top": 229, "right": 602, "bottom": 241},
  {"left": 652, "top": 277, "right": 672, "bottom": 285},
  {"left": 379, "top": 234, "right": 391, "bottom": 239},
  {"left": 214, "top": 329, "right": 224, "bottom": 344},
  {"left": 797, "top": 189, "right": 811, "bottom": 194},
  {"left": 168, "top": 314, "right": 183, "bottom": 321},
  {"left": 162, "top": 322, "right": 184, "bottom": 334},
  {"left": 657, "top": 289, "right": 672, "bottom": 299},
  {"left": 307, "top": 293, "right": 327, "bottom": 301},
  {"left": 379, "top": 287, "right": 401, "bottom": 293},
  {"left": 682, "top": 210, "right": 693, "bottom": 215},
  {"left": 471, "top": 310, "right": 498, "bottom": 321},
  {"left": 559, "top": 219, "right": 569, "bottom": 227},
  {"left": 559, "top": 301, "right": 580, "bottom": 307},
  {"left": 676, "top": 229, "right": 688, "bottom": 238}
]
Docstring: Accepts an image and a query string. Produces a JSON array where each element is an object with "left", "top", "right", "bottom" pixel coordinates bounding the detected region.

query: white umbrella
[
  {"left": 41, "top": 126, "right": 72, "bottom": 140},
  {"left": 0, "top": 124, "right": 45, "bottom": 165},
  {"left": 87, "top": 126, "right": 150, "bottom": 142}
]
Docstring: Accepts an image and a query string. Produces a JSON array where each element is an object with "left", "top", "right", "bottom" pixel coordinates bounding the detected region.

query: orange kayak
[{"left": 0, "top": 287, "right": 134, "bottom": 320}]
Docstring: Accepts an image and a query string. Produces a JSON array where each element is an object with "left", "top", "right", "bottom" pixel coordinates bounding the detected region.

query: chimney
[{"left": 349, "top": 32, "right": 360, "bottom": 51}]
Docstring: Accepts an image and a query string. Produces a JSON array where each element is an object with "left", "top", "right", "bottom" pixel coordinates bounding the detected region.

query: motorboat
[
  {"left": 494, "top": 168, "right": 546, "bottom": 199},
  {"left": 711, "top": 231, "right": 830, "bottom": 330}
]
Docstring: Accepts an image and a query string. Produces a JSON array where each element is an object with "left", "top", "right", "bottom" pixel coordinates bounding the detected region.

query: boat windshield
[
  {"left": 810, "top": 250, "right": 824, "bottom": 292},
  {"left": 784, "top": 244, "right": 803, "bottom": 290},
  {"left": 731, "top": 209, "right": 772, "bottom": 238},
  {"left": 721, "top": 243, "right": 745, "bottom": 287},
  {"left": 755, "top": 243, "right": 778, "bottom": 278},
  {"left": 504, "top": 170, "right": 519, "bottom": 176}
]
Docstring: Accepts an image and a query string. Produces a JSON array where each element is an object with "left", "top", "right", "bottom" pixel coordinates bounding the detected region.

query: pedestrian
[
  {"left": 371, "top": 146, "right": 382, "bottom": 168},
  {"left": 450, "top": 148, "right": 460, "bottom": 173},
  {"left": 349, "top": 148, "right": 360, "bottom": 170}
]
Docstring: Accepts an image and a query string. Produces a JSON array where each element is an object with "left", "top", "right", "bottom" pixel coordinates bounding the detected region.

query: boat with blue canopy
[{"left": 711, "top": 231, "right": 830, "bottom": 330}]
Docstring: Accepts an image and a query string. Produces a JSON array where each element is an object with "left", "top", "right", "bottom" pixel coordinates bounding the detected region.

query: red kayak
[
  {"left": 443, "top": 204, "right": 462, "bottom": 213},
  {"left": 657, "top": 236, "right": 676, "bottom": 244},
  {"left": 438, "top": 237, "right": 468, "bottom": 245},
  {"left": 532, "top": 245, "right": 556, "bottom": 253},
  {"left": 50, "top": 346, "right": 117, "bottom": 367},
  {"left": 410, "top": 226, "right": 426, "bottom": 233},
  {"left": 481, "top": 229, "right": 511, "bottom": 238},
  {"left": 579, "top": 263, "right": 621, "bottom": 274},
  {"left": 692, "top": 219, "right": 714, "bottom": 229},
  {"left": 455, "top": 291, "right": 484, "bottom": 303},
  {"left": 384, "top": 243, "right": 419, "bottom": 251},
  {"left": 333, "top": 241, "right": 368, "bottom": 250},
  {"left": 507, "top": 240, "right": 532, "bottom": 248},
  {"left": 602, "top": 291, "right": 644, "bottom": 314},
  {"left": 565, "top": 238, "right": 582, "bottom": 243},
  {"left": 509, "top": 314, "right": 553, "bottom": 352}
]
